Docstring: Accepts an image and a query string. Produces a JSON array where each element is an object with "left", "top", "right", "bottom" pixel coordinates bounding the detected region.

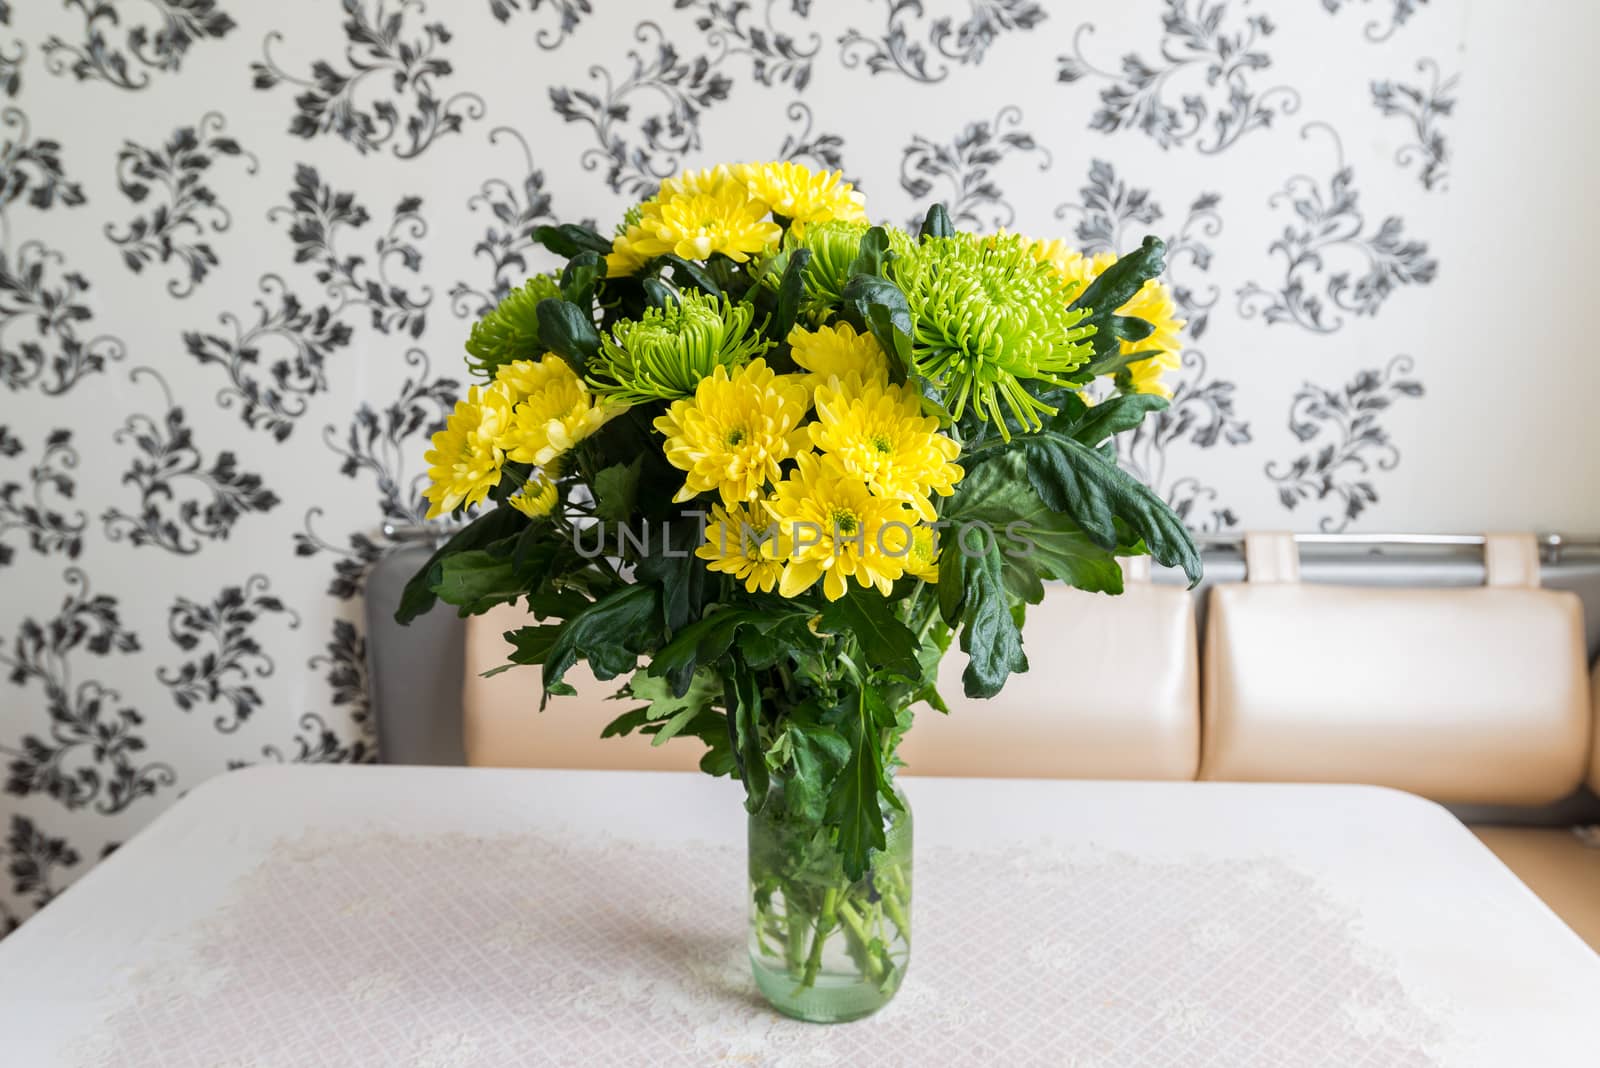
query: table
[{"left": 0, "top": 766, "right": 1595, "bottom": 1066}]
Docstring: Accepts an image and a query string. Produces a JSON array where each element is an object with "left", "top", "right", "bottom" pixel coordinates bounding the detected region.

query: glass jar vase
[{"left": 747, "top": 782, "right": 912, "bottom": 1023}]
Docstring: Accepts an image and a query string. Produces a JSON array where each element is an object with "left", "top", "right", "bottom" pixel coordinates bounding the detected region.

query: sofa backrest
[
  {"left": 897, "top": 559, "right": 1199, "bottom": 779},
  {"left": 1201, "top": 533, "right": 1592, "bottom": 805},
  {"left": 1591, "top": 659, "right": 1600, "bottom": 795}
]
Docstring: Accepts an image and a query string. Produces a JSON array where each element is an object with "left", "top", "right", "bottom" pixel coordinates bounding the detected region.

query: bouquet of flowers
[{"left": 397, "top": 160, "right": 1200, "bottom": 1020}]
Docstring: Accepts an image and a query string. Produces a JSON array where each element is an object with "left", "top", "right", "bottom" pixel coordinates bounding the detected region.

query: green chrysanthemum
[
  {"left": 794, "top": 219, "right": 870, "bottom": 312},
  {"left": 892, "top": 232, "right": 1094, "bottom": 438},
  {"left": 464, "top": 274, "right": 563, "bottom": 379},
  {"left": 587, "top": 290, "right": 772, "bottom": 403},
  {"left": 785, "top": 221, "right": 918, "bottom": 320}
]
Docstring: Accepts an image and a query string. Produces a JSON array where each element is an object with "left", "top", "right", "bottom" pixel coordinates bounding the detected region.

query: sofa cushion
[
  {"left": 1473, "top": 826, "right": 1600, "bottom": 952},
  {"left": 1201, "top": 534, "right": 1591, "bottom": 806},
  {"left": 462, "top": 602, "right": 704, "bottom": 771},
  {"left": 898, "top": 578, "right": 1199, "bottom": 780},
  {"left": 1591, "top": 659, "right": 1600, "bottom": 795}
]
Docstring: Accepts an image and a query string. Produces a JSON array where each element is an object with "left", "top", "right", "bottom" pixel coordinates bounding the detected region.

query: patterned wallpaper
[{"left": 0, "top": 0, "right": 1483, "bottom": 928}]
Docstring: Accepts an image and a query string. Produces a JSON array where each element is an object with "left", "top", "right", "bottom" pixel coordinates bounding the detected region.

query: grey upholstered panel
[
  {"left": 365, "top": 546, "right": 468, "bottom": 766},
  {"left": 364, "top": 545, "right": 1600, "bottom": 822}
]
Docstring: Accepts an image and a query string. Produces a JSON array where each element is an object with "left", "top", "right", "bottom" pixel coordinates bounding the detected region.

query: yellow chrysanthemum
[
  {"left": 695, "top": 501, "right": 785, "bottom": 594},
  {"left": 735, "top": 161, "right": 867, "bottom": 231},
  {"left": 906, "top": 525, "right": 941, "bottom": 583},
  {"left": 495, "top": 356, "right": 615, "bottom": 467},
  {"left": 612, "top": 182, "right": 780, "bottom": 267},
  {"left": 1049, "top": 248, "right": 1185, "bottom": 399},
  {"left": 659, "top": 165, "right": 736, "bottom": 200},
  {"left": 506, "top": 470, "right": 559, "bottom": 519},
  {"left": 765, "top": 452, "right": 917, "bottom": 601},
  {"left": 809, "top": 376, "right": 963, "bottom": 521},
  {"left": 654, "top": 357, "right": 810, "bottom": 506},
  {"left": 422, "top": 384, "right": 515, "bottom": 519},
  {"left": 787, "top": 322, "right": 890, "bottom": 393}
]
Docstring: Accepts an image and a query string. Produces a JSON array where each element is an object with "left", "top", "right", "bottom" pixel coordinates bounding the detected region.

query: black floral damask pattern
[
  {"left": 0, "top": 427, "right": 86, "bottom": 568},
  {"left": 1266, "top": 355, "right": 1425, "bottom": 531},
  {"left": 487, "top": 0, "right": 590, "bottom": 44},
  {"left": 840, "top": 0, "right": 1045, "bottom": 83},
  {"left": 1058, "top": 0, "right": 1300, "bottom": 154},
  {"left": 774, "top": 101, "right": 846, "bottom": 174},
  {"left": 105, "top": 112, "right": 258, "bottom": 297},
  {"left": 271, "top": 163, "right": 431, "bottom": 338},
  {"left": 246, "top": 711, "right": 374, "bottom": 766},
  {"left": 551, "top": 21, "right": 734, "bottom": 197},
  {"left": 1, "top": 814, "right": 81, "bottom": 934},
  {"left": 184, "top": 275, "right": 354, "bottom": 442},
  {"left": 0, "top": 107, "right": 81, "bottom": 222},
  {"left": 42, "top": 0, "right": 235, "bottom": 91},
  {"left": 235, "top": 619, "right": 374, "bottom": 768},
  {"left": 252, "top": 0, "right": 484, "bottom": 159},
  {"left": 294, "top": 349, "right": 457, "bottom": 600},
  {"left": 1117, "top": 351, "right": 1251, "bottom": 533},
  {"left": 1056, "top": 158, "right": 1222, "bottom": 337},
  {"left": 1320, "top": 0, "right": 1429, "bottom": 42},
  {"left": 680, "top": 0, "right": 819, "bottom": 89},
  {"left": 1237, "top": 124, "right": 1437, "bottom": 334},
  {"left": 158, "top": 575, "right": 301, "bottom": 734},
  {"left": 1, "top": 568, "right": 176, "bottom": 815},
  {"left": 101, "top": 367, "right": 280, "bottom": 554},
  {"left": 0, "top": 107, "right": 127, "bottom": 396},
  {"left": 1052, "top": 160, "right": 1249, "bottom": 531},
  {"left": 0, "top": 3, "right": 24, "bottom": 98},
  {"left": 899, "top": 107, "right": 1049, "bottom": 231},
  {"left": 450, "top": 127, "right": 559, "bottom": 321},
  {"left": 1372, "top": 59, "right": 1456, "bottom": 192}
]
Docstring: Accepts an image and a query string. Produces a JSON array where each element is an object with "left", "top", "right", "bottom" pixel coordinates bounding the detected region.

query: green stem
[
  {"left": 881, "top": 867, "right": 912, "bottom": 940},
  {"left": 835, "top": 900, "right": 887, "bottom": 985},
  {"left": 784, "top": 899, "right": 808, "bottom": 976},
  {"left": 801, "top": 887, "right": 840, "bottom": 989}
]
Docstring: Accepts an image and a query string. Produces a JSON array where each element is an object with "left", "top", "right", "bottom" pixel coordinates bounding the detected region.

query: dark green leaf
[
  {"left": 936, "top": 540, "right": 966, "bottom": 625},
  {"left": 952, "top": 537, "right": 1028, "bottom": 699},
  {"left": 541, "top": 584, "right": 661, "bottom": 702},
  {"left": 1022, "top": 433, "right": 1201, "bottom": 585},
  {"left": 536, "top": 297, "right": 601, "bottom": 371},
  {"left": 647, "top": 606, "right": 772, "bottom": 696},
  {"left": 641, "top": 277, "right": 678, "bottom": 309},
  {"left": 772, "top": 247, "right": 812, "bottom": 340},
  {"left": 430, "top": 549, "right": 523, "bottom": 615},
  {"left": 1070, "top": 235, "right": 1167, "bottom": 316},
  {"left": 560, "top": 251, "right": 606, "bottom": 309},
  {"left": 773, "top": 702, "right": 851, "bottom": 823},
  {"left": 656, "top": 254, "right": 722, "bottom": 298},
  {"left": 826, "top": 686, "right": 898, "bottom": 879},
  {"left": 817, "top": 590, "right": 921, "bottom": 679},
  {"left": 531, "top": 223, "right": 612, "bottom": 258},
  {"left": 600, "top": 707, "right": 652, "bottom": 739},
  {"left": 504, "top": 623, "right": 562, "bottom": 666},
  {"left": 918, "top": 203, "right": 955, "bottom": 241},
  {"left": 944, "top": 451, "right": 1126, "bottom": 601},
  {"left": 725, "top": 660, "right": 769, "bottom": 812},
  {"left": 840, "top": 274, "right": 914, "bottom": 368},
  {"left": 395, "top": 507, "right": 525, "bottom": 624},
  {"left": 592, "top": 457, "right": 642, "bottom": 523},
  {"left": 633, "top": 514, "right": 712, "bottom": 635},
  {"left": 848, "top": 226, "right": 893, "bottom": 278},
  {"left": 1068, "top": 392, "right": 1169, "bottom": 447}
]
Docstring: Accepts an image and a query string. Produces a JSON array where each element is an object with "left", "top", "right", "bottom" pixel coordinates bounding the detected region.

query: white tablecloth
[{"left": 0, "top": 766, "right": 1595, "bottom": 1066}]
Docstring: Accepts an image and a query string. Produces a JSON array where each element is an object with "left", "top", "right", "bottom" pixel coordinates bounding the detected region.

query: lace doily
[{"left": 78, "top": 828, "right": 1444, "bottom": 1067}]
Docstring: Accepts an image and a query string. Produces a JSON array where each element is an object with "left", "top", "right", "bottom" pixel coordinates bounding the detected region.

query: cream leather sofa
[{"left": 449, "top": 533, "right": 1600, "bottom": 952}]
